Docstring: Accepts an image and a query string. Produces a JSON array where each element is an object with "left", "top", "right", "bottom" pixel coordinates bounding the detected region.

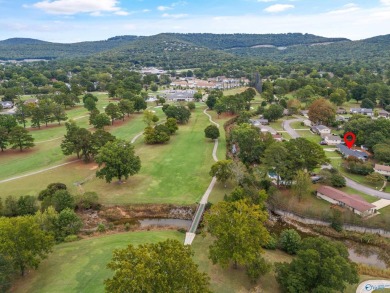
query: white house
[
  {"left": 374, "top": 164, "right": 390, "bottom": 177},
  {"left": 311, "top": 125, "right": 331, "bottom": 135},
  {"left": 322, "top": 134, "right": 342, "bottom": 145},
  {"left": 317, "top": 186, "right": 376, "bottom": 217},
  {"left": 350, "top": 108, "right": 374, "bottom": 116}
]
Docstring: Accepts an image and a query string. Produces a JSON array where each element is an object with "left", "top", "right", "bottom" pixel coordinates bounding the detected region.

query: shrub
[
  {"left": 97, "top": 223, "right": 106, "bottom": 232},
  {"left": 124, "top": 223, "right": 130, "bottom": 231},
  {"left": 75, "top": 192, "right": 100, "bottom": 210},
  {"left": 331, "top": 174, "right": 346, "bottom": 187},
  {"left": 55, "top": 208, "right": 83, "bottom": 241},
  {"left": 38, "top": 183, "right": 67, "bottom": 200},
  {"left": 246, "top": 255, "right": 271, "bottom": 283},
  {"left": 278, "top": 229, "right": 302, "bottom": 255},
  {"left": 204, "top": 125, "right": 220, "bottom": 140},
  {"left": 64, "top": 235, "right": 79, "bottom": 242}
]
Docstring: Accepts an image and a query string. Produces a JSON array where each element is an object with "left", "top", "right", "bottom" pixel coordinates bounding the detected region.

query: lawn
[
  {"left": 12, "top": 231, "right": 184, "bottom": 293},
  {"left": 1, "top": 104, "right": 223, "bottom": 205},
  {"left": 296, "top": 130, "right": 321, "bottom": 143},
  {"left": 82, "top": 106, "right": 218, "bottom": 204},
  {"left": 191, "top": 235, "right": 292, "bottom": 293},
  {"left": 290, "top": 121, "right": 309, "bottom": 129}
]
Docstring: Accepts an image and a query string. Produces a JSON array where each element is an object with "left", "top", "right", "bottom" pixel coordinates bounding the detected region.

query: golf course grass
[{"left": 12, "top": 231, "right": 184, "bottom": 293}]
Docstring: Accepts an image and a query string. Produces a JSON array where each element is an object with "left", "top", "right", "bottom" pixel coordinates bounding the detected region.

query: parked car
[{"left": 320, "top": 141, "right": 328, "bottom": 145}]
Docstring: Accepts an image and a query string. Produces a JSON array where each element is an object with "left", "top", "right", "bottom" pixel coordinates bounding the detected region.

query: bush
[
  {"left": 245, "top": 255, "right": 271, "bottom": 283},
  {"left": 204, "top": 125, "right": 220, "bottom": 140},
  {"left": 64, "top": 235, "right": 79, "bottom": 242},
  {"left": 75, "top": 192, "right": 100, "bottom": 210},
  {"left": 331, "top": 174, "right": 346, "bottom": 187},
  {"left": 42, "top": 190, "right": 75, "bottom": 212},
  {"left": 124, "top": 222, "right": 131, "bottom": 231},
  {"left": 38, "top": 183, "right": 67, "bottom": 200},
  {"left": 177, "top": 228, "right": 187, "bottom": 234},
  {"left": 55, "top": 208, "right": 83, "bottom": 241},
  {"left": 278, "top": 229, "right": 301, "bottom": 255},
  {"left": 97, "top": 223, "right": 106, "bottom": 232},
  {"left": 331, "top": 209, "right": 343, "bottom": 232},
  {"left": 187, "top": 102, "right": 195, "bottom": 110}
]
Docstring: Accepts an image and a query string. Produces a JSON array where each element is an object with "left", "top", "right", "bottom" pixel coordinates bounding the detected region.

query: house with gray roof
[
  {"left": 0, "top": 101, "right": 13, "bottom": 109},
  {"left": 311, "top": 125, "right": 331, "bottom": 135},
  {"left": 337, "top": 144, "right": 368, "bottom": 161},
  {"left": 349, "top": 108, "right": 373, "bottom": 116}
]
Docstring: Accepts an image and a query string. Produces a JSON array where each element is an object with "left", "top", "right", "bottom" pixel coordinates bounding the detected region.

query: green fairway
[
  {"left": 13, "top": 231, "right": 184, "bottom": 293},
  {"left": 82, "top": 106, "right": 218, "bottom": 204},
  {"left": 1, "top": 105, "right": 222, "bottom": 205}
]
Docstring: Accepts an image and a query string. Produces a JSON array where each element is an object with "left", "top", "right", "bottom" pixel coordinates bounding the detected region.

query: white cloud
[
  {"left": 32, "top": 0, "right": 127, "bottom": 15},
  {"left": 115, "top": 11, "right": 130, "bottom": 16},
  {"left": 257, "top": 0, "right": 276, "bottom": 2},
  {"left": 264, "top": 4, "right": 294, "bottom": 13},
  {"left": 162, "top": 13, "right": 188, "bottom": 18},
  {"left": 381, "top": 0, "right": 390, "bottom": 5},
  {"left": 157, "top": 6, "right": 172, "bottom": 11},
  {"left": 143, "top": 9, "right": 151, "bottom": 13},
  {"left": 328, "top": 3, "right": 360, "bottom": 15}
]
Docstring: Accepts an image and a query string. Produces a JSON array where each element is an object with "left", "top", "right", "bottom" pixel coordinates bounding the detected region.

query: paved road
[
  {"left": 282, "top": 118, "right": 303, "bottom": 138},
  {"left": 283, "top": 118, "right": 390, "bottom": 199}
]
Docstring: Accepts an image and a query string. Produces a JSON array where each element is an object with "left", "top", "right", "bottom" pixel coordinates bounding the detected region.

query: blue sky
[{"left": 1, "top": 0, "right": 390, "bottom": 42}]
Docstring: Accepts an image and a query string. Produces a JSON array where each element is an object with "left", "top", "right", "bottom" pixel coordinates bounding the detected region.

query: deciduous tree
[
  {"left": 105, "top": 239, "right": 211, "bottom": 293},
  {"left": 209, "top": 160, "right": 233, "bottom": 187},
  {"left": 96, "top": 139, "right": 141, "bottom": 183},
  {"left": 275, "top": 237, "right": 359, "bottom": 292},
  {"left": 308, "top": 98, "right": 336, "bottom": 126},
  {"left": 0, "top": 216, "right": 54, "bottom": 276},
  {"left": 9, "top": 126, "right": 35, "bottom": 151},
  {"left": 204, "top": 125, "right": 220, "bottom": 140},
  {"left": 205, "top": 200, "right": 270, "bottom": 269}
]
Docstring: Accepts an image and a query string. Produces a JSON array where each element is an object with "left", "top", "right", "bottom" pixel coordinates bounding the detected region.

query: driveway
[{"left": 283, "top": 118, "right": 390, "bottom": 199}]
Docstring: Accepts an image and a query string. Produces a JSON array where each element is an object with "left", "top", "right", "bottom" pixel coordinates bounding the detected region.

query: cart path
[{"left": 185, "top": 108, "right": 219, "bottom": 245}]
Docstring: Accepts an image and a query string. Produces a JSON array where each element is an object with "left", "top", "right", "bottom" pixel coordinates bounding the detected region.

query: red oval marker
[{"left": 344, "top": 132, "right": 356, "bottom": 149}]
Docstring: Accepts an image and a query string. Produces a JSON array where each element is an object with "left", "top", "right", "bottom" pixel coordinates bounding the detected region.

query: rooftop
[
  {"left": 375, "top": 164, "right": 390, "bottom": 172},
  {"left": 317, "top": 186, "right": 375, "bottom": 212},
  {"left": 337, "top": 144, "right": 368, "bottom": 159}
]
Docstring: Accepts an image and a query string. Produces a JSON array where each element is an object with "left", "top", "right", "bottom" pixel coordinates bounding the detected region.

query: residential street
[{"left": 283, "top": 118, "right": 390, "bottom": 199}]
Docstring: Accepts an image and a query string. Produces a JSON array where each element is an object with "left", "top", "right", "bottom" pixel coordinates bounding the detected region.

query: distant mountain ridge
[
  {"left": 0, "top": 33, "right": 350, "bottom": 60},
  {"left": 0, "top": 33, "right": 390, "bottom": 66}
]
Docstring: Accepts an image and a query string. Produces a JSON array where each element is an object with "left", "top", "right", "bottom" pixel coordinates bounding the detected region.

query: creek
[{"left": 268, "top": 215, "right": 390, "bottom": 269}]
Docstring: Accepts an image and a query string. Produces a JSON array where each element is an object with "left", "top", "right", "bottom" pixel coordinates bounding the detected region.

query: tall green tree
[
  {"left": 133, "top": 96, "right": 147, "bottom": 112},
  {"left": 0, "top": 216, "right": 54, "bottom": 276},
  {"left": 96, "top": 139, "right": 141, "bottom": 183},
  {"left": 51, "top": 104, "right": 68, "bottom": 125},
  {"left": 285, "top": 138, "right": 329, "bottom": 172},
  {"left": 263, "top": 104, "right": 284, "bottom": 122},
  {"left": 205, "top": 200, "right": 270, "bottom": 269},
  {"left": 209, "top": 160, "right": 233, "bottom": 187},
  {"left": 9, "top": 126, "right": 35, "bottom": 151},
  {"left": 275, "top": 237, "right": 359, "bottom": 293},
  {"left": 0, "top": 115, "right": 17, "bottom": 133},
  {"left": 263, "top": 143, "right": 293, "bottom": 187},
  {"left": 0, "top": 126, "right": 8, "bottom": 151},
  {"left": 91, "top": 113, "right": 111, "bottom": 129},
  {"left": 105, "top": 239, "right": 211, "bottom": 293},
  {"left": 292, "top": 170, "right": 312, "bottom": 201},
  {"left": 105, "top": 103, "right": 122, "bottom": 125},
  {"left": 118, "top": 99, "right": 134, "bottom": 118}
]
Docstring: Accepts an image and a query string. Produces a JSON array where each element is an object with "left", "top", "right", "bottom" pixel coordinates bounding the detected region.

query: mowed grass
[
  {"left": 12, "top": 231, "right": 184, "bottom": 293},
  {"left": 192, "top": 235, "right": 292, "bottom": 293},
  {"left": 82, "top": 106, "right": 217, "bottom": 204}
]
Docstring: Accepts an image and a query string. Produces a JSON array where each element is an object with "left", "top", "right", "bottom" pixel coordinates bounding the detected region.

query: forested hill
[
  {"left": 0, "top": 33, "right": 348, "bottom": 60},
  {"left": 1, "top": 33, "right": 390, "bottom": 67},
  {"left": 95, "top": 33, "right": 237, "bottom": 69},
  {"left": 164, "top": 33, "right": 350, "bottom": 50},
  {"left": 0, "top": 36, "right": 141, "bottom": 60}
]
